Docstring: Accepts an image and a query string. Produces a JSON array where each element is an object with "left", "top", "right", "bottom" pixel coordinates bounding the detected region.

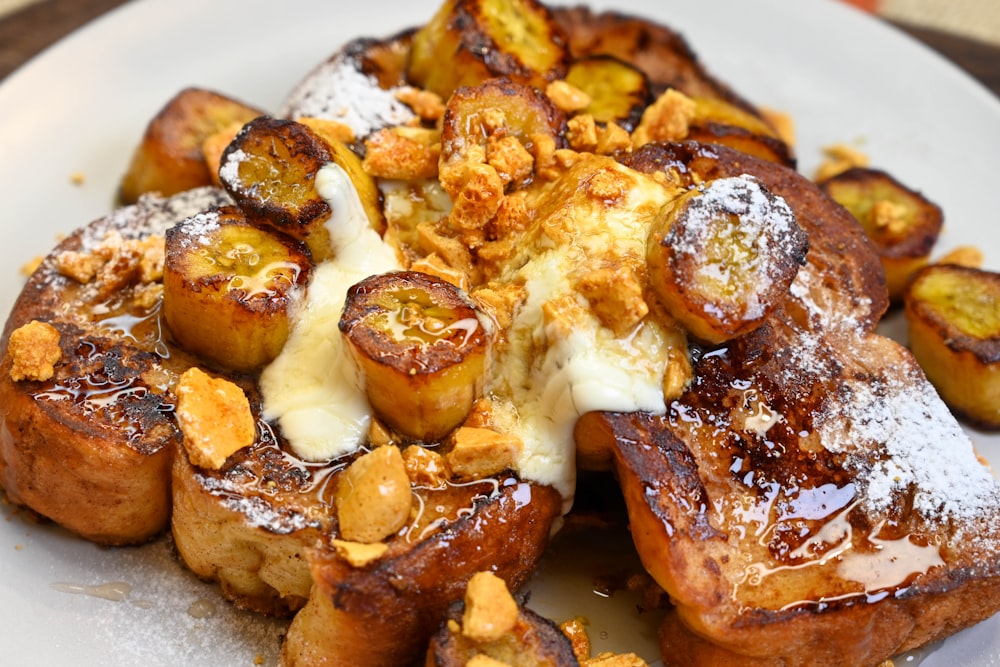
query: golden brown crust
[
  {"left": 577, "top": 144, "right": 1000, "bottom": 665},
  {"left": 0, "top": 188, "right": 230, "bottom": 545},
  {"left": 169, "top": 422, "right": 322, "bottom": 617},
  {"left": 658, "top": 575, "right": 1000, "bottom": 666},
  {"left": 281, "top": 479, "right": 562, "bottom": 667},
  {"left": 119, "top": 88, "right": 262, "bottom": 204}
]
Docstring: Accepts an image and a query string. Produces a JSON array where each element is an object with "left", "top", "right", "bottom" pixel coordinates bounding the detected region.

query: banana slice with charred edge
[
  {"left": 646, "top": 174, "right": 809, "bottom": 344},
  {"left": 819, "top": 166, "right": 943, "bottom": 302},
  {"left": 408, "top": 0, "right": 569, "bottom": 100},
  {"left": 119, "top": 87, "right": 263, "bottom": 204},
  {"left": 689, "top": 96, "right": 780, "bottom": 140},
  {"left": 680, "top": 96, "right": 795, "bottom": 167},
  {"left": 905, "top": 264, "right": 1000, "bottom": 428},
  {"left": 163, "top": 205, "right": 312, "bottom": 372},
  {"left": 564, "top": 55, "right": 651, "bottom": 132},
  {"left": 339, "top": 270, "right": 494, "bottom": 442},
  {"left": 685, "top": 123, "right": 795, "bottom": 168},
  {"left": 218, "top": 116, "right": 385, "bottom": 262}
]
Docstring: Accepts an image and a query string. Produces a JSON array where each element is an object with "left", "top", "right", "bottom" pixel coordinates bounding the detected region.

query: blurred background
[
  {"left": 1, "top": 0, "right": 999, "bottom": 87},
  {"left": 843, "top": 0, "right": 1000, "bottom": 45}
]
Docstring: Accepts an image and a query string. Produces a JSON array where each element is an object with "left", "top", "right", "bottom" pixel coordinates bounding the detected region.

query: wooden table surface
[{"left": 2, "top": 0, "right": 999, "bottom": 99}]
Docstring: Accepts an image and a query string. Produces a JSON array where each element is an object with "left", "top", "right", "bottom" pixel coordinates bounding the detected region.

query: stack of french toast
[{"left": 2, "top": 1, "right": 999, "bottom": 665}]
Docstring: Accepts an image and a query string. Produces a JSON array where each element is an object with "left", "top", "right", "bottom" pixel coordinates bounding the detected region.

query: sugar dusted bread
[
  {"left": 577, "top": 142, "right": 1000, "bottom": 666},
  {"left": 0, "top": 187, "right": 230, "bottom": 545}
]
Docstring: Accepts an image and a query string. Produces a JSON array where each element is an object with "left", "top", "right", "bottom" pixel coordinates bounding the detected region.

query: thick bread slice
[
  {"left": 171, "top": 381, "right": 562, "bottom": 663},
  {"left": 280, "top": 32, "right": 417, "bottom": 140},
  {"left": 574, "top": 143, "right": 1000, "bottom": 665},
  {"left": 278, "top": 477, "right": 562, "bottom": 667},
  {"left": 0, "top": 187, "right": 230, "bottom": 546},
  {"left": 170, "top": 382, "right": 325, "bottom": 617}
]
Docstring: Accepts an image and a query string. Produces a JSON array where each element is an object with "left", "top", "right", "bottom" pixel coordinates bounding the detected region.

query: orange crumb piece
[
  {"left": 396, "top": 86, "right": 446, "bottom": 121},
  {"left": 814, "top": 142, "right": 869, "bottom": 181},
  {"left": 331, "top": 539, "right": 389, "bottom": 567},
  {"left": 631, "top": 89, "right": 695, "bottom": 148},
  {"left": 560, "top": 617, "right": 592, "bottom": 662},
  {"left": 577, "top": 265, "right": 649, "bottom": 337},
  {"left": 175, "top": 367, "right": 255, "bottom": 469},
  {"left": 8, "top": 320, "right": 61, "bottom": 382},
  {"left": 461, "top": 571, "right": 519, "bottom": 643},
  {"left": 583, "top": 652, "right": 650, "bottom": 667},
  {"left": 937, "top": 245, "right": 984, "bottom": 268},
  {"left": 446, "top": 427, "right": 522, "bottom": 481},
  {"left": 545, "top": 80, "right": 591, "bottom": 113}
]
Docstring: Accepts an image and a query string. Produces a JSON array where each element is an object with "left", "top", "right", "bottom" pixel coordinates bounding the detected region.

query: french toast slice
[
  {"left": 0, "top": 187, "right": 230, "bottom": 545},
  {"left": 281, "top": 475, "right": 561, "bottom": 667},
  {"left": 563, "top": 142, "right": 1000, "bottom": 665},
  {"left": 280, "top": 32, "right": 417, "bottom": 141},
  {"left": 425, "top": 570, "right": 581, "bottom": 667},
  {"left": 172, "top": 389, "right": 562, "bottom": 660}
]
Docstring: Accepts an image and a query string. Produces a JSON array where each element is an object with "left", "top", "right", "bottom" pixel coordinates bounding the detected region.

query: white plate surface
[{"left": 0, "top": 1, "right": 998, "bottom": 665}]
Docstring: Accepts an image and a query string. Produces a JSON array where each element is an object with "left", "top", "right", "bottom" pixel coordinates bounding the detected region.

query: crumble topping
[
  {"left": 7, "top": 320, "right": 61, "bottom": 382},
  {"left": 175, "top": 367, "right": 255, "bottom": 470},
  {"left": 461, "top": 571, "right": 519, "bottom": 643}
]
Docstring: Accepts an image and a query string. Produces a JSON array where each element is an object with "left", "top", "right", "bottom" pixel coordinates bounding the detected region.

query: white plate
[{"left": 1, "top": 1, "right": 998, "bottom": 665}]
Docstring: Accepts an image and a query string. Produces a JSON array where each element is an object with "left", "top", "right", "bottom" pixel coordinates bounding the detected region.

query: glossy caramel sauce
[
  {"left": 29, "top": 286, "right": 181, "bottom": 450},
  {"left": 666, "top": 340, "right": 946, "bottom": 612},
  {"left": 200, "top": 417, "right": 517, "bottom": 542}
]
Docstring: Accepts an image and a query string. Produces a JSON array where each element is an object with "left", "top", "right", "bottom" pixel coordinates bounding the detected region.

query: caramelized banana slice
[
  {"left": 119, "top": 87, "right": 262, "bottom": 204},
  {"left": 820, "top": 166, "right": 943, "bottom": 301},
  {"left": 685, "top": 123, "right": 795, "bottom": 167},
  {"left": 904, "top": 264, "right": 1000, "bottom": 428},
  {"left": 439, "top": 78, "right": 567, "bottom": 234},
  {"left": 646, "top": 174, "right": 809, "bottom": 344},
  {"left": 163, "top": 206, "right": 312, "bottom": 371},
  {"left": 339, "top": 270, "right": 494, "bottom": 442},
  {"left": 219, "top": 116, "right": 384, "bottom": 261},
  {"left": 408, "top": 0, "right": 569, "bottom": 100},
  {"left": 677, "top": 96, "right": 794, "bottom": 167},
  {"left": 690, "top": 96, "right": 780, "bottom": 140},
  {"left": 564, "top": 55, "right": 651, "bottom": 131},
  {"left": 552, "top": 5, "right": 760, "bottom": 114}
]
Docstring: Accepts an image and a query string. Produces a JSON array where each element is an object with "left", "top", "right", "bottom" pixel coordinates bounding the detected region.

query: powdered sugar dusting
[
  {"left": 669, "top": 175, "right": 804, "bottom": 320},
  {"left": 172, "top": 209, "right": 223, "bottom": 248},
  {"left": 79, "top": 188, "right": 230, "bottom": 251},
  {"left": 281, "top": 50, "right": 415, "bottom": 138},
  {"left": 30, "top": 537, "right": 285, "bottom": 667},
  {"left": 818, "top": 369, "right": 999, "bottom": 522},
  {"left": 786, "top": 263, "right": 1000, "bottom": 526},
  {"left": 195, "top": 472, "right": 321, "bottom": 534},
  {"left": 218, "top": 148, "right": 248, "bottom": 190}
]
